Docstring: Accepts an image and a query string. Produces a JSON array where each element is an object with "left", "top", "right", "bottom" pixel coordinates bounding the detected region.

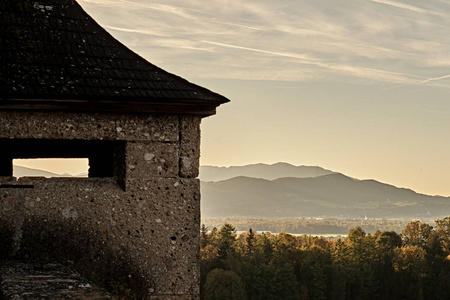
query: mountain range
[
  {"left": 199, "top": 163, "right": 334, "bottom": 182},
  {"left": 12, "top": 163, "right": 450, "bottom": 219},
  {"left": 200, "top": 163, "right": 450, "bottom": 219},
  {"left": 13, "top": 166, "right": 87, "bottom": 178}
]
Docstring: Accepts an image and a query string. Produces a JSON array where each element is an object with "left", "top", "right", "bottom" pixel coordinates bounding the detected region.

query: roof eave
[{"left": 0, "top": 98, "right": 226, "bottom": 117}]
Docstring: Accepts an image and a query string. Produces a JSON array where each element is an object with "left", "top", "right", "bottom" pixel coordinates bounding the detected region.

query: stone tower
[{"left": 0, "top": 0, "right": 228, "bottom": 298}]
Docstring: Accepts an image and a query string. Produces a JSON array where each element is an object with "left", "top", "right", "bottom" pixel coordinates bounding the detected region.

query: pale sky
[{"left": 19, "top": 0, "right": 450, "bottom": 196}]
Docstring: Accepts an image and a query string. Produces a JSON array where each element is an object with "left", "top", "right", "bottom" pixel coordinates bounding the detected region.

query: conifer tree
[
  {"left": 217, "top": 223, "right": 237, "bottom": 259},
  {"left": 204, "top": 268, "right": 247, "bottom": 300}
]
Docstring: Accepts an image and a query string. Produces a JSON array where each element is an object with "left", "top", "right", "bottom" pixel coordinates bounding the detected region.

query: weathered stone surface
[
  {"left": 126, "top": 142, "right": 179, "bottom": 179},
  {"left": 150, "top": 296, "right": 200, "bottom": 300},
  {"left": 179, "top": 116, "right": 201, "bottom": 178},
  {"left": 0, "top": 175, "right": 200, "bottom": 298},
  {"left": 0, "top": 261, "right": 114, "bottom": 299},
  {"left": 0, "top": 109, "right": 202, "bottom": 299},
  {"left": 0, "top": 112, "right": 179, "bottom": 142}
]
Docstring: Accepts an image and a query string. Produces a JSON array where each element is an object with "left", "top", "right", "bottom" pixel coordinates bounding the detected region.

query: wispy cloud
[
  {"left": 78, "top": 0, "right": 450, "bottom": 85},
  {"left": 369, "top": 0, "right": 444, "bottom": 16},
  {"left": 203, "top": 40, "right": 419, "bottom": 84},
  {"left": 81, "top": 0, "right": 271, "bottom": 32},
  {"left": 419, "top": 74, "right": 450, "bottom": 84},
  {"left": 81, "top": 0, "right": 196, "bottom": 19}
]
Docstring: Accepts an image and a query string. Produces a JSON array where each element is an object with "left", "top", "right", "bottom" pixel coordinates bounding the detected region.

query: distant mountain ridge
[
  {"left": 201, "top": 173, "right": 450, "bottom": 219},
  {"left": 200, "top": 163, "right": 450, "bottom": 219},
  {"left": 13, "top": 166, "right": 62, "bottom": 178},
  {"left": 199, "top": 162, "right": 335, "bottom": 182},
  {"left": 13, "top": 166, "right": 87, "bottom": 178},
  {"left": 13, "top": 163, "right": 450, "bottom": 219}
]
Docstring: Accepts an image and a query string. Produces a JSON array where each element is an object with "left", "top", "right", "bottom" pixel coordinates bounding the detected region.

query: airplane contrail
[
  {"left": 369, "top": 0, "right": 443, "bottom": 16},
  {"left": 104, "top": 25, "right": 170, "bottom": 37},
  {"left": 203, "top": 41, "right": 320, "bottom": 62},
  {"left": 419, "top": 74, "right": 450, "bottom": 84},
  {"left": 203, "top": 40, "right": 419, "bottom": 84}
]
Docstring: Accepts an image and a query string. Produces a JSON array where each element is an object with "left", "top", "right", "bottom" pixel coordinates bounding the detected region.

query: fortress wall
[
  {"left": 0, "top": 111, "right": 179, "bottom": 142},
  {"left": 0, "top": 111, "right": 202, "bottom": 299}
]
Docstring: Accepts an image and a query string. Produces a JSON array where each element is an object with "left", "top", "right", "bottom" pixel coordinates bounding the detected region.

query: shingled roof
[{"left": 0, "top": 0, "right": 229, "bottom": 116}]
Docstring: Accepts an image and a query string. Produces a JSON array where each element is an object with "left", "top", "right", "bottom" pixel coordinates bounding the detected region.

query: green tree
[
  {"left": 309, "top": 261, "right": 328, "bottom": 300},
  {"left": 373, "top": 231, "right": 400, "bottom": 300},
  {"left": 269, "top": 261, "right": 298, "bottom": 300},
  {"left": 239, "top": 256, "right": 298, "bottom": 300},
  {"left": 376, "top": 231, "right": 402, "bottom": 252},
  {"left": 333, "top": 227, "right": 380, "bottom": 300},
  {"left": 245, "top": 228, "right": 255, "bottom": 255},
  {"left": 217, "top": 223, "right": 237, "bottom": 259},
  {"left": 235, "top": 229, "right": 256, "bottom": 256},
  {"left": 200, "top": 221, "right": 450, "bottom": 300},
  {"left": 201, "top": 224, "right": 210, "bottom": 249},
  {"left": 204, "top": 268, "right": 247, "bottom": 300},
  {"left": 347, "top": 227, "right": 378, "bottom": 267},
  {"left": 254, "top": 232, "right": 275, "bottom": 263}
]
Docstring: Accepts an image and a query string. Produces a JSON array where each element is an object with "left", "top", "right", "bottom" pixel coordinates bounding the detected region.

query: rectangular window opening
[
  {"left": 2, "top": 139, "right": 124, "bottom": 188},
  {"left": 13, "top": 159, "right": 89, "bottom": 178}
]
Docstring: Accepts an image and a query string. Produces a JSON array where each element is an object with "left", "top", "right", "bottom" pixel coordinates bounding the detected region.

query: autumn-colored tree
[
  {"left": 235, "top": 228, "right": 256, "bottom": 256},
  {"left": 435, "top": 217, "right": 450, "bottom": 254},
  {"left": 392, "top": 245, "right": 428, "bottom": 300},
  {"left": 402, "top": 221, "right": 433, "bottom": 248}
]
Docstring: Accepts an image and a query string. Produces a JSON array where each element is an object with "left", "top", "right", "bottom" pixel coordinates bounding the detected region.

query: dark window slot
[
  {"left": 0, "top": 185, "right": 34, "bottom": 189},
  {"left": 1, "top": 139, "right": 125, "bottom": 180}
]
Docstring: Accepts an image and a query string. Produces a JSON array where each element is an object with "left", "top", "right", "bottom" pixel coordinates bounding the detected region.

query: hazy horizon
[
  {"left": 17, "top": 0, "right": 450, "bottom": 197},
  {"left": 13, "top": 161, "right": 449, "bottom": 199}
]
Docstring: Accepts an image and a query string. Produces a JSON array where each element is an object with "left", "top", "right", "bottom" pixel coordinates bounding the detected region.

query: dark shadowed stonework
[
  {"left": 0, "top": 261, "right": 114, "bottom": 299},
  {"left": 0, "top": 0, "right": 228, "bottom": 299}
]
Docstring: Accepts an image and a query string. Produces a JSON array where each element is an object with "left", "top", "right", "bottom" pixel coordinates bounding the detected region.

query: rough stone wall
[
  {"left": 0, "top": 261, "right": 114, "bottom": 299},
  {"left": 0, "top": 111, "right": 202, "bottom": 299}
]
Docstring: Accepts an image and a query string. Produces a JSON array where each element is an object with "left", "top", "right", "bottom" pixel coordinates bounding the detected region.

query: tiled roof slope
[{"left": 0, "top": 0, "right": 229, "bottom": 115}]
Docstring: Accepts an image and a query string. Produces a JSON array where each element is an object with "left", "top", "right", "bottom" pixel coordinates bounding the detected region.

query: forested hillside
[{"left": 201, "top": 218, "right": 450, "bottom": 300}]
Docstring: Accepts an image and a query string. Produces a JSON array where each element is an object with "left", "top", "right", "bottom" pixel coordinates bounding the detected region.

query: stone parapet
[{"left": 0, "top": 111, "right": 179, "bottom": 142}]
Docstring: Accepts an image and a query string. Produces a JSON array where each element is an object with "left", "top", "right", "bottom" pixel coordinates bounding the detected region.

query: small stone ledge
[{"left": 0, "top": 261, "right": 115, "bottom": 299}]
